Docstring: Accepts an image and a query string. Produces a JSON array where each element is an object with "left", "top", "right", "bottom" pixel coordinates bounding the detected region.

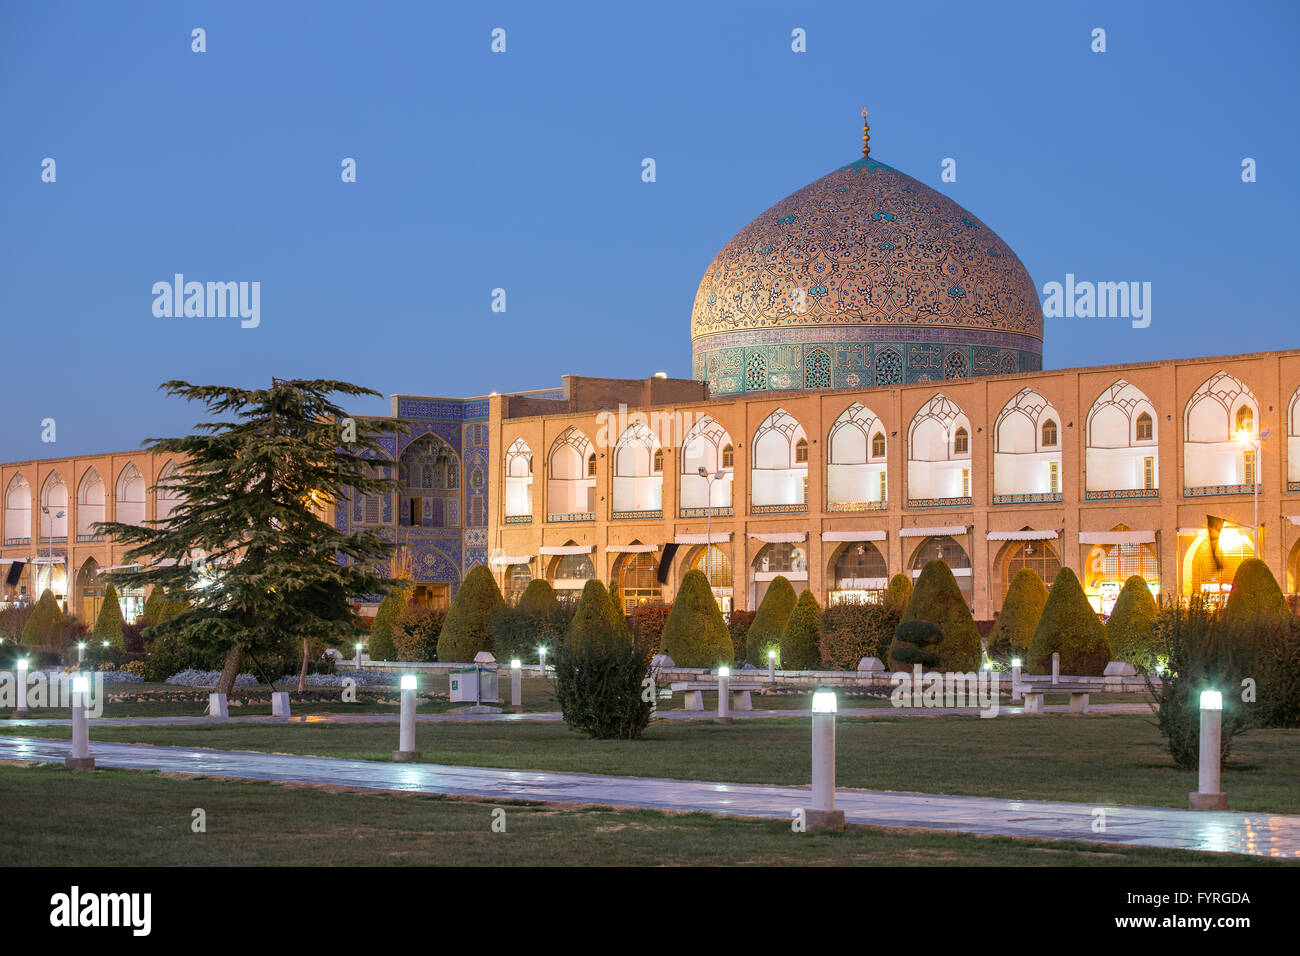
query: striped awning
[
  {"left": 674, "top": 532, "right": 731, "bottom": 545},
  {"left": 1079, "top": 531, "right": 1156, "bottom": 545},
  {"left": 747, "top": 532, "right": 807, "bottom": 544},
  {"left": 604, "top": 544, "right": 658, "bottom": 554},
  {"left": 822, "top": 530, "right": 887, "bottom": 542},
  {"left": 538, "top": 544, "right": 593, "bottom": 556},
  {"left": 489, "top": 554, "right": 534, "bottom": 567},
  {"left": 986, "top": 530, "right": 1059, "bottom": 541},
  {"left": 899, "top": 525, "right": 969, "bottom": 538}
]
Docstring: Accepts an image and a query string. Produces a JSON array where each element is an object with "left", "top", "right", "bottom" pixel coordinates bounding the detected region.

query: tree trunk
[
  {"left": 216, "top": 645, "right": 243, "bottom": 696},
  {"left": 298, "top": 637, "right": 309, "bottom": 693}
]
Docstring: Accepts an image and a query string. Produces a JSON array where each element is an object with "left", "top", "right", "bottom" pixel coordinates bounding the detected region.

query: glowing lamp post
[
  {"left": 65, "top": 675, "right": 95, "bottom": 771},
  {"left": 1237, "top": 427, "right": 1270, "bottom": 549},
  {"left": 77, "top": 642, "right": 86, "bottom": 665},
  {"left": 768, "top": 649, "right": 776, "bottom": 682},
  {"left": 14, "top": 658, "right": 29, "bottom": 718},
  {"left": 510, "top": 658, "right": 523, "bottom": 712},
  {"left": 1190, "top": 690, "right": 1228, "bottom": 810},
  {"left": 538, "top": 646, "right": 547, "bottom": 678},
  {"left": 393, "top": 674, "right": 420, "bottom": 762},
  {"left": 808, "top": 691, "right": 844, "bottom": 829},
  {"left": 354, "top": 641, "right": 364, "bottom": 670},
  {"left": 716, "top": 666, "right": 731, "bottom": 724}
]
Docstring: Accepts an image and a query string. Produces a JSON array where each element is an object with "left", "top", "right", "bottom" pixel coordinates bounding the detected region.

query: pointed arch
[
  {"left": 504, "top": 438, "right": 533, "bottom": 520},
  {"left": 547, "top": 426, "right": 595, "bottom": 520},
  {"left": 76, "top": 468, "right": 106, "bottom": 538},
  {"left": 40, "top": 471, "right": 69, "bottom": 537},
  {"left": 1184, "top": 370, "right": 1259, "bottom": 492},
  {"left": 1085, "top": 380, "right": 1159, "bottom": 498},
  {"left": 116, "top": 462, "right": 146, "bottom": 526},
  {"left": 751, "top": 407, "right": 808, "bottom": 510},
  {"left": 1288, "top": 384, "right": 1300, "bottom": 488},
  {"left": 4, "top": 473, "right": 32, "bottom": 541},
  {"left": 827, "top": 403, "right": 888, "bottom": 509},
  {"left": 399, "top": 433, "right": 460, "bottom": 528},
  {"left": 155, "top": 461, "right": 185, "bottom": 526},
  {"left": 907, "top": 394, "right": 972, "bottom": 505},
  {"left": 612, "top": 421, "right": 663, "bottom": 515},
  {"left": 993, "top": 388, "right": 1062, "bottom": 501},
  {"left": 679, "top": 415, "right": 734, "bottom": 514}
]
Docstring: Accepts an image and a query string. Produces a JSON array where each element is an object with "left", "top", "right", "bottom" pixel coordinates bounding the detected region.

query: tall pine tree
[{"left": 96, "top": 379, "right": 401, "bottom": 695}]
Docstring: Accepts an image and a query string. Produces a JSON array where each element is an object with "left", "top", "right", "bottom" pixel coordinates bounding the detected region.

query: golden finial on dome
[{"left": 861, "top": 106, "right": 870, "bottom": 157}]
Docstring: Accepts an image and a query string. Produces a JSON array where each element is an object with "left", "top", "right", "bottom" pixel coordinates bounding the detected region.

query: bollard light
[
  {"left": 101, "top": 641, "right": 109, "bottom": 649},
  {"left": 1010, "top": 658, "right": 1024, "bottom": 703},
  {"left": 983, "top": 660, "right": 993, "bottom": 671},
  {"left": 1190, "top": 689, "right": 1227, "bottom": 810},
  {"left": 66, "top": 673, "right": 94, "bottom": 770},
  {"left": 510, "top": 659, "right": 523, "bottom": 711},
  {"left": 538, "top": 646, "right": 548, "bottom": 678},
  {"left": 511, "top": 659, "right": 521, "bottom": 669},
  {"left": 768, "top": 649, "right": 777, "bottom": 681},
  {"left": 808, "top": 690, "right": 844, "bottom": 829},
  {"left": 716, "top": 666, "right": 732, "bottom": 724},
  {"left": 355, "top": 641, "right": 364, "bottom": 668},
  {"left": 1011, "top": 658, "right": 1022, "bottom": 669},
  {"left": 14, "top": 658, "right": 29, "bottom": 717},
  {"left": 77, "top": 641, "right": 86, "bottom": 665},
  {"left": 394, "top": 675, "right": 419, "bottom": 761}
]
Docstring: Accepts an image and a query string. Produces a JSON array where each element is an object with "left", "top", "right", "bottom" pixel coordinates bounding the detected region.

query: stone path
[
  {"left": 2, "top": 700, "right": 1148, "bottom": 729},
  {"left": 1, "top": 735, "right": 1294, "bottom": 859}
]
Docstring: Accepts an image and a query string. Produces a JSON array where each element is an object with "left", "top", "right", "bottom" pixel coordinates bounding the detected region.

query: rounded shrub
[
  {"left": 1106, "top": 575, "right": 1158, "bottom": 671},
  {"left": 21, "top": 590, "right": 64, "bottom": 647},
  {"left": 518, "top": 578, "right": 560, "bottom": 615},
  {"left": 93, "top": 583, "right": 126, "bottom": 649},
  {"left": 1222, "top": 558, "right": 1289, "bottom": 629},
  {"left": 745, "top": 575, "right": 796, "bottom": 667},
  {"left": 780, "top": 589, "right": 822, "bottom": 670},
  {"left": 889, "top": 619, "right": 944, "bottom": 668},
  {"left": 393, "top": 604, "right": 446, "bottom": 661},
  {"left": 436, "top": 565, "right": 506, "bottom": 662},
  {"left": 366, "top": 581, "right": 411, "bottom": 661},
  {"left": 896, "top": 561, "right": 982, "bottom": 672},
  {"left": 660, "top": 569, "right": 732, "bottom": 668},
  {"left": 1028, "top": 567, "right": 1111, "bottom": 675},
  {"left": 986, "top": 568, "right": 1048, "bottom": 665}
]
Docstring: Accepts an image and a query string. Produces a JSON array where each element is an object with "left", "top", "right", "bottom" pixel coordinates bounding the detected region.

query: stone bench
[
  {"left": 1020, "top": 683, "right": 1109, "bottom": 714},
  {"left": 670, "top": 681, "right": 765, "bottom": 712}
]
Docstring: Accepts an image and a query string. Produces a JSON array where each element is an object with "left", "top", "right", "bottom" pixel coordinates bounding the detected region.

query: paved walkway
[
  {"left": 2, "top": 701, "right": 1148, "bottom": 729},
  {"left": 1, "top": 735, "right": 1294, "bottom": 859}
]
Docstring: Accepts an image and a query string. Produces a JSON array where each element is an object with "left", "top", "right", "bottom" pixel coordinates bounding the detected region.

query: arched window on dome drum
[
  {"left": 999, "top": 541, "right": 1061, "bottom": 600},
  {"left": 830, "top": 542, "right": 888, "bottom": 606},
  {"left": 1042, "top": 420, "right": 1058, "bottom": 447}
]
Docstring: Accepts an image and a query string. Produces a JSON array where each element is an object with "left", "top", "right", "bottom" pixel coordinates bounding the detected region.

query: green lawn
[
  {"left": 0, "top": 764, "right": 1280, "bottom": 866},
  {"left": 6, "top": 713, "right": 1298, "bottom": 813}
]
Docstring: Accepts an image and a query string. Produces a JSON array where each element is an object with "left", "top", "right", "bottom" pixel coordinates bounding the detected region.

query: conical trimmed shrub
[
  {"left": 987, "top": 568, "right": 1048, "bottom": 664},
  {"left": 566, "top": 579, "right": 631, "bottom": 655},
  {"left": 746, "top": 575, "right": 796, "bottom": 666},
  {"left": 1028, "top": 567, "right": 1111, "bottom": 675},
  {"left": 437, "top": 565, "right": 506, "bottom": 662},
  {"left": 93, "top": 583, "right": 126, "bottom": 648},
  {"left": 518, "top": 578, "right": 559, "bottom": 615},
  {"left": 366, "top": 581, "right": 411, "bottom": 661},
  {"left": 21, "top": 590, "right": 63, "bottom": 646},
  {"left": 896, "top": 560, "right": 981, "bottom": 671},
  {"left": 1222, "top": 558, "right": 1289, "bottom": 628},
  {"left": 780, "top": 588, "right": 823, "bottom": 669},
  {"left": 660, "top": 569, "right": 733, "bottom": 668},
  {"left": 883, "top": 573, "right": 914, "bottom": 616},
  {"left": 1106, "top": 575, "right": 1158, "bottom": 671}
]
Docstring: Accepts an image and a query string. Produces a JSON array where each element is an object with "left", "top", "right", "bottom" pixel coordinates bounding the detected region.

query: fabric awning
[
  {"left": 30, "top": 555, "right": 66, "bottom": 565},
  {"left": 489, "top": 554, "right": 534, "bottom": 567},
  {"left": 674, "top": 532, "right": 731, "bottom": 545},
  {"left": 604, "top": 544, "right": 658, "bottom": 554},
  {"left": 899, "top": 525, "right": 969, "bottom": 538},
  {"left": 986, "top": 530, "right": 1059, "bottom": 541},
  {"left": 1079, "top": 531, "right": 1156, "bottom": 545},
  {"left": 747, "top": 532, "right": 806, "bottom": 544},
  {"left": 822, "top": 530, "right": 887, "bottom": 543},
  {"left": 538, "top": 545, "right": 593, "bottom": 556}
]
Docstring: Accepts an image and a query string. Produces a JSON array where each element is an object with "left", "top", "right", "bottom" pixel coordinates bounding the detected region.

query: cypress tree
[
  {"left": 367, "top": 581, "right": 411, "bottom": 661},
  {"left": 896, "top": 560, "right": 982, "bottom": 671},
  {"left": 1028, "top": 567, "right": 1112, "bottom": 675},
  {"left": 889, "top": 619, "right": 944, "bottom": 669},
  {"left": 883, "top": 573, "right": 914, "bottom": 616},
  {"left": 660, "top": 569, "right": 733, "bottom": 668},
  {"left": 21, "top": 589, "right": 64, "bottom": 647},
  {"left": 987, "top": 568, "right": 1048, "bottom": 664},
  {"left": 93, "top": 583, "right": 126, "bottom": 649},
  {"left": 565, "top": 579, "right": 631, "bottom": 656},
  {"left": 746, "top": 575, "right": 796, "bottom": 667},
  {"left": 94, "top": 379, "right": 400, "bottom": 695},
  {"left": 780, "top": 588, "right": 823, "bottom": 670},
  {"left": 518, "top": 578, "right": 559, "bottom": 615},
  {"left": 1222, "top": 558, "right": 1289, "bottom": 628},
  {"left": 437, "top": 565, "right": 506, "bottom": 662}
]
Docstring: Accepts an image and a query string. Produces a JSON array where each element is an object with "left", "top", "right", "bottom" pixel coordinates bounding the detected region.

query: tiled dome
[{"left": 691, "top": 154, "right": 1042, "bottom": 394}]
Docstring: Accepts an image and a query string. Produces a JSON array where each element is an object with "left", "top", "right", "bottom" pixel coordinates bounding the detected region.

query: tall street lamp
[
  {"left": 1236, "top": 426, "right": 1271, "bottom": 554},
  {"left": 697, "top": 466, "right": 726, "bottom": 604},
  {"left": 40, "top": 506, "right": 65, "bottom": 601}
]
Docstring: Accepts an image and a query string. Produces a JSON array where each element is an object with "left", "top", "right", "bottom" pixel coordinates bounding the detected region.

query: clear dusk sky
[{"left": 2, "top": 0, "right": 1297, "bottom": 459}]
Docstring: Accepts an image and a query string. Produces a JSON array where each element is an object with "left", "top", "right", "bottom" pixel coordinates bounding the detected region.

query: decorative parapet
[
  {"left": 502, "top": 515, "right": 532, "bottom": 525},
  {"left": 1183, "top": 483, "right": 1259, "bottom": 498},
  {"left": 547, "top": 512, "right": 595, "bottom": 523},
  {"left": 991, "top": 492, "right": 1062, "bottom": 505},
  {"left": 906, "top": 496, "right": 972, "bottom": 509},
  {"left": 679, "top": 506, "right": 734, "bottom": 518},
  {"left": 827, "top": 500, "right": 888, "bottom": 512},
  {"left": 1083, "top": 488, "right": 1160, "bottom": 501},
  {"left": 76, "top": 533, "right": 105, "bottom": 543},
  {"left": 3, "top": 538, "right": 30, "bottom": 547},
  {"left": 611, "top": 509, "right": 663, "bottom": 521}
]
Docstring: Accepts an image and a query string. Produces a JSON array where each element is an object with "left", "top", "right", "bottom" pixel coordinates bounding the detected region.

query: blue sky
[{"left": 2, "top": 0, "right": 1297, "bottom": 458}]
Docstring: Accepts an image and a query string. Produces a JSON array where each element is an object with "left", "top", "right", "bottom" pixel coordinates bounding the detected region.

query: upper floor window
[
  {"left": 652, "top": 448, "right": 664, "bottom": 473},
  {"left": 1236, "top": 406, "right": 1253, "bottom": 435},
  {"left": 871, "top": 432, "right": 886, "bottom": 458},
  {"left": 587, "top": 453, "right": 597, "bottom": 477},
  {"left": 1135, "top": 412, "right": 1153, "bottom": 442},
  {"left": 1041, "top": 419, "right": 1058, "bottom": 447},
  {"left": 953, "top": 427, "right": 969, "bottom": 455},
  {"left": 795, "top": 438, "right": 809, "bottom": 463},
  {"left": 721, "top": 444, "right": 734, "bottom": 468}
]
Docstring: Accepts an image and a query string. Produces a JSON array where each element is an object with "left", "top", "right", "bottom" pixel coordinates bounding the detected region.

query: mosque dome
[{"left": 690, "top": 141, "right": 1042, "bottom": 395}]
